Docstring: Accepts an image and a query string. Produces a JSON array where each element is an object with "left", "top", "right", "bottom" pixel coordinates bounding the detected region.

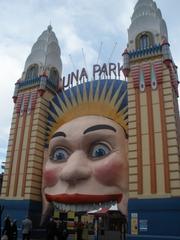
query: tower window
[
  {"left": 136, "top": 32, "right": 153, "bottom": 50},
  {"left": 49, "top": 68, "right": 59, "bottom": 86},
  {"left": 140, "top": 34, "right": 150, "bottom": 49},
  {"left": 26, "top": 64, "right": 38, "bottom": 80}
]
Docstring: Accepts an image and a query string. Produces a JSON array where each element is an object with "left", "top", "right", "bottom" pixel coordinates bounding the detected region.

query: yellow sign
[
  {"left": 131, "top": 213, "right": 138, "bottom": 235},
  {"left": 53, "top": 210, "right": 59, "bottom": 218},
  {"left": 68, "top": 211, "right": 75, "bottom": 219}
]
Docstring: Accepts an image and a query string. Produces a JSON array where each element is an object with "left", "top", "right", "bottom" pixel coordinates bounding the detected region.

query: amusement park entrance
[{"left": 53, "top": 208, "right": 127, "bottom": 240}]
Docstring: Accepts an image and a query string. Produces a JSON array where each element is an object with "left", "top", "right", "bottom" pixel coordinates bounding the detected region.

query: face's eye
[
  {"left": 49, "top": 148, "right": 69, "bottom": 162},
  {"left": 90, "top": 143, "right": 111, "bottom": 159}
]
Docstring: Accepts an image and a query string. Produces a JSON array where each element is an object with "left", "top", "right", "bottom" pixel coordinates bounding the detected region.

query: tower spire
[
  {"left": 128, "top": 0, "right": 168, "bottom": 51},
  {"left": 22, "top": 25, "right": 62, "bottom": 83}
]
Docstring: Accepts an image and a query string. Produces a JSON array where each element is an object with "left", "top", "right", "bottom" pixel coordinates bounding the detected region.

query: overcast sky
[{"left": 0, "top": 0, "right": 180, "bottom": 171}]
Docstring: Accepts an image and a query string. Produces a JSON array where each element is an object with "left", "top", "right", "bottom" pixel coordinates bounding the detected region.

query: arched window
[
  {"left": 140, "top": 34, "right": 150, "bottom": 49},
  {"left": 136, "top": 32, "right": 153, "bottom": 50},
  {"left": 49, "top": 68, "right": 59, "bottom": 86},
  {"left": 26, "top": 64, "right": 38, "bottom": 80}
]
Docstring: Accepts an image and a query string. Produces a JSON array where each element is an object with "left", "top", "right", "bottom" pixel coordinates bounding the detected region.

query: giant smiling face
[{"left": 43, "top": 115, "right": 128, "bottom": 215}]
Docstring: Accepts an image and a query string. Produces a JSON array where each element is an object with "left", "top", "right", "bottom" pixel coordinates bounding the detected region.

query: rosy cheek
[
  {"left": 43, "top": 167, "right": 61, "bottom": 187},
  {"left": 93, "top": 158, "right": 124, "bottom": 186}
]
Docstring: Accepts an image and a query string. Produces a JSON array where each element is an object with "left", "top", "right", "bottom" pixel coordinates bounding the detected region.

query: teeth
[{"left": 53, "top": 201, "right": 117, "bottom": 212}]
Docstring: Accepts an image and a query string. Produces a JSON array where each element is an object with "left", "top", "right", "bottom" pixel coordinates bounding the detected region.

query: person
[
  {"left": 55, "top": 220, "right": 64, "bottom": 240},
  {"left": 46, "top": 217, "right": 56, "bottom": 240},
  {"left": 62, "top": 222, "right": 68, "bottom": 240},
  {"left": 82, "top": 222, "right": 88, "bottom": 240},
  {"left": 1, "top": 230, "right": 8, "bottom": 240},
  {"left": 11, "top": 220, "right": 18, "bottom": 240},
  {"left": 76, "top": 221, "right": 83, "bottom": 240},
  {"left": 12, "top": 220, "right": 18, "bottom": 240},
  {"left": 22, "top": 216, "right": 32, "bottom": 240},
  {"left": 42, "top": 79, "right": 128, "bottom": 219},
  {"left": 2, "top": 216, "right": 11, "bottom": 240}
]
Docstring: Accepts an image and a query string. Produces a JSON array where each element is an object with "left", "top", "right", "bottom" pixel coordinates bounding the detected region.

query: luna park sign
[{"left": 61, "top": 62, "right": 122, "bottom": 88}]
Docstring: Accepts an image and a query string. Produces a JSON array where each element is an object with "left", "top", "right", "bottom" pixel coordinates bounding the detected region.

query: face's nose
[{"left": 59, "top": 150, "right": 92, "bottom": 185}]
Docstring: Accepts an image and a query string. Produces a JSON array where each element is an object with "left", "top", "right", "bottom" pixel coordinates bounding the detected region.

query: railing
[
  {"left": 18, "top": 77, "right": 57, "bottom": 92},
  {"left": 129, "top": 44, "right": 162, "bottom": 59}
]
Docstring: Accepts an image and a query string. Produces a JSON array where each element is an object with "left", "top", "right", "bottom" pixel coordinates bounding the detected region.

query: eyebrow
[
  {"left": 51, "top": 131, "right": 66, "bottom": 139},
  {"left": 83, "top": 124, "right": 117, "bottom": 134}
]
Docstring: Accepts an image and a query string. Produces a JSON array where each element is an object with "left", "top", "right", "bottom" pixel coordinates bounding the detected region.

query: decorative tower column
[
  {"left": 123, "top": 0, "right": 180, "bottom": 238},
  {"left": 0, "top": 25, "right": 62, "bottom": 226}
]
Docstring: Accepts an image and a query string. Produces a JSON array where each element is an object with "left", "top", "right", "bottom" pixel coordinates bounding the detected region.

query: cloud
[
  {"left": 0, "top": 55, "right": 18, "bottom": 141},
  {"left": 0, "top": 0, "right": 180, "bottom": 173},
  {"left": 0, "top": 147, "right": 7, "bottom": 155}
]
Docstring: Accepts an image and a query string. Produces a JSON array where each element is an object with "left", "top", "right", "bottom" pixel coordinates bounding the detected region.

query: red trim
[
  {"left": 135, "top": 89, "right": 143, "bottom": 194},
  {"left": 31, "top": 91, "right": 38, "bottom": 109},
  {"left": 46, "top": 193, "right": 122, "bottom": 204},
  {"left": 16, "top": 94, "right": 23, "bottom": 113},
  {"left": 6, "top": 114, "right": 20, "bottom": 196},
  {"left": 146, "top": 87, "right": 157, "bottom": 193},
  {"left": 13, "top": 113, "right": 27, "bottom": 196},
  {"left": 23, "top": 93, "right": 30, "bottom": 111},
  {"left": 163, "top": 59, "right": 172, "bottom": 68},
  {"left": 21, "top": 110, "right": 35, "bottom": 196},
  {"left": 131, "top": 65, "right": 140, "bottom": 88},
  {"left": 154, "top": 61, "right": 163, "bottom": 84},
  {"left": 161, "top": 38, "right": 170, "bottom": 46},
  {"left": 122, "top": 48, "right": 129, "bottom": 55},
  {"left": 38, "top": 89, "right": 45, "bottom": 97},
  {"left": 12, "top": 96, "right": 17, "bottom": 103},
  {"left": 122, "top": 68, "right": 130, "bottom": 78},
  {"left": 168, "top": 64, "right": 179, "bottom": 97},
  {"left": 143, "top": 63, "right": 151, "bottom": 87},
  {"left": 158, "top": 85, "right": 170, "bottom": 193}
]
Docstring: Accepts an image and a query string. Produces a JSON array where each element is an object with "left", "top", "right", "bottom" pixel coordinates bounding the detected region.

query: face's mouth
[{"left": 45, "top": 193, "right": 122, "bottom": 212}]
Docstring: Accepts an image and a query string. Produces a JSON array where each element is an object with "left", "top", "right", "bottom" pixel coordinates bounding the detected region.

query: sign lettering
[{"left": 61, "top": 62, "right": 122, "bottom": 89}]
